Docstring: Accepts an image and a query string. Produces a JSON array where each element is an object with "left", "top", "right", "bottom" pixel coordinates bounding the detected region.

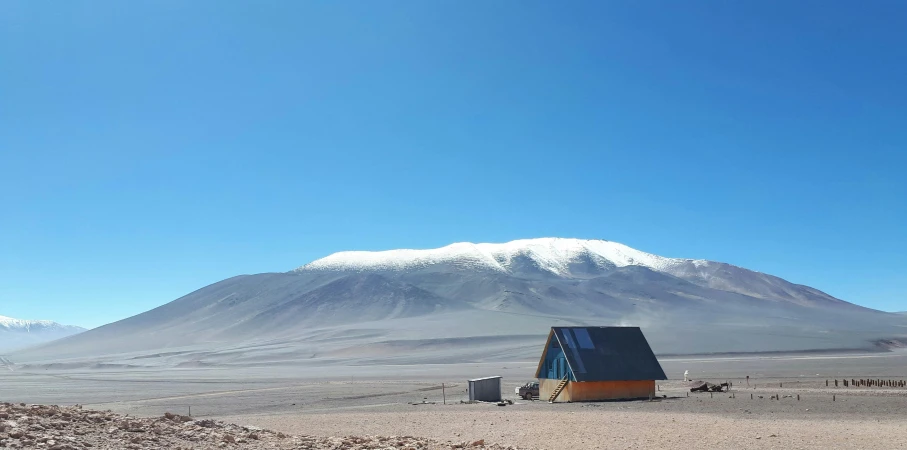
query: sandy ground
[
  {"left": 2, "top": 351, "right": 907, "bottom": 449},
  {"left": 217, "top": 380, "right": 907, "bottom": 450},
  {"left": 230, "top": 407, "right": 907, "bottom": 450}
]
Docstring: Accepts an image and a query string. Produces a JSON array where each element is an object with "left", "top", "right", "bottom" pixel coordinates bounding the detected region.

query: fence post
[{"left": 442, "top": 383, "right": 446, "bottom": 405}]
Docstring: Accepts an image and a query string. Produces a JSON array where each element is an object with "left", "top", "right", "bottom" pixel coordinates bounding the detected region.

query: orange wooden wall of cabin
[{"left": 539, "top": 379, "right": 655, "bottom": 402}]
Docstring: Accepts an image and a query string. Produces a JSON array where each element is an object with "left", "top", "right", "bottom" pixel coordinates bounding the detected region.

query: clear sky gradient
[{"left": 2, "top": 1, "right": 905, "bottom": 328}]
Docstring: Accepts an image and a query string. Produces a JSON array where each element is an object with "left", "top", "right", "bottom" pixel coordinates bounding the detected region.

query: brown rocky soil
[{"left": 0, "top": 403, "right": 520, "bottom": 450}]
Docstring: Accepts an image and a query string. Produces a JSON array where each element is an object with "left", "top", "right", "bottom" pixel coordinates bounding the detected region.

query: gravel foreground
[{"left": 0, "top": 403, "right": 521, "bottom": 450}]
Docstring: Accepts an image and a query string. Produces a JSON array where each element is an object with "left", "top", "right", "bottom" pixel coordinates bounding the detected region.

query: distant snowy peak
[
  {"left": 0, "top": 315, "right": 84, "bottom": 332},
  {"left": 297, "top": 238, "right": 710, "bottom": 277}
]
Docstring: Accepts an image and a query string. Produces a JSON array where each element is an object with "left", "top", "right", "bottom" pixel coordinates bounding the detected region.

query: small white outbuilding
[{"left": 467, "top": 376, "right": 502, "bottom": 402}]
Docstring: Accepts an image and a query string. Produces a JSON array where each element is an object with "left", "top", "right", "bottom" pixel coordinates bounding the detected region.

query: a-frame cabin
[{"left": 535, "top": 326, "right": 667, "bottom": 402}]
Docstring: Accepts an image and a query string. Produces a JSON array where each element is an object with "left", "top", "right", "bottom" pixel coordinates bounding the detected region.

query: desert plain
[{"left": 2, "top": 349, "right": 907, "bottom": 449}]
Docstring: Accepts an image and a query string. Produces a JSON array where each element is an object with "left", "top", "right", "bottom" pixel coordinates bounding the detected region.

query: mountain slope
[
  {"left": 301, "top": 238, "right": 865, "bottom": 311},
  {"left": 12, "top": 238, "right": 906, "bottom": 366},
  {"left": 0, "top": 315, "right": 86, "bottom": 353}
]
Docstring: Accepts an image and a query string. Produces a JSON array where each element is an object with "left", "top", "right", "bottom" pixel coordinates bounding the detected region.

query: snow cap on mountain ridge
[
  {"left": 0, "top": 315, "right": 81, "bottom": 331},
  {"left": 1, "top": 315, "right": 53, "bottom": 327},
  {"left": 297, "top": 237, "right": 709, "bottom": 276}
]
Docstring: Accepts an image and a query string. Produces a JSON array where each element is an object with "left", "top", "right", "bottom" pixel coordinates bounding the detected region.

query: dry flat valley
[{"left": 2, "top": 350, "right": 907, "bottom": 449}]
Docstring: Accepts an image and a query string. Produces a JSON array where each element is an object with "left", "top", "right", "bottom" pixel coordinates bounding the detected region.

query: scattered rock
[{"left": 0, "top": 402, "right": 522, "bottom": 449}]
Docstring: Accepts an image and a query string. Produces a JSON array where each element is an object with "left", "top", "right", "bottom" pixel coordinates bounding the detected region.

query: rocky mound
[{"left": 0, "top": 403, "right": 519, "bottom": 449}]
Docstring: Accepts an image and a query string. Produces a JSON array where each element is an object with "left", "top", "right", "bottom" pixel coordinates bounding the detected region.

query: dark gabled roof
[{"left": 536, "top": 326, "right": 667, "bottom": 382}]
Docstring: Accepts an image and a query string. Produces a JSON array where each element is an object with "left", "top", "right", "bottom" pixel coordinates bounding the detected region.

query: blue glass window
[
  {"left": 574, "top": 328, "right": 595, "bottom": 349},
  {"left": 561, "top": 329, "right": 577, "bottom": 348}
]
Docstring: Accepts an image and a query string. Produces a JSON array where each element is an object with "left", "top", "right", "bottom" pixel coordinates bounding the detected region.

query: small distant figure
[
  {"left": 684, "top": 370, "right": 689, "bottom": 382},
  {"left": 746, "top": 375, "right": 750, "bottom": 386}
]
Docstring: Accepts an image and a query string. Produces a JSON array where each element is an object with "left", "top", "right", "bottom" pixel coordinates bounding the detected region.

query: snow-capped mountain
[
  {"left": 0, "top": 315, "right": 86, "bottom": 353},
  {"left": 11, "top": 238, "right": 905, "bottom": 366},
  {"left": 301, "top": 238, "right": 696, "bottom": 275},
  {"left": 1, "top": 315, "right": 70, "bottom": 331},
  {"left": 299, "top": 238, "right": 857, "bottom": 309}
]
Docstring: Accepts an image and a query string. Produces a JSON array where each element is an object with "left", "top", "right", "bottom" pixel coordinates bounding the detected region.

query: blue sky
[{"left": 2, "top": 1, "right": 905, "bottom": 328}]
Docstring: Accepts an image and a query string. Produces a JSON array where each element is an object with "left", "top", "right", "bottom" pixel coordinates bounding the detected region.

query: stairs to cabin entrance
[{"left": 548, "top": 376, "right": 569, "bottom": 403}]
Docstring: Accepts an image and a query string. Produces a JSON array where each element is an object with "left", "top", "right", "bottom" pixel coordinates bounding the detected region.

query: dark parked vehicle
[{"left": 515, "top": 381, "right": 539, "bottom": 400}]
